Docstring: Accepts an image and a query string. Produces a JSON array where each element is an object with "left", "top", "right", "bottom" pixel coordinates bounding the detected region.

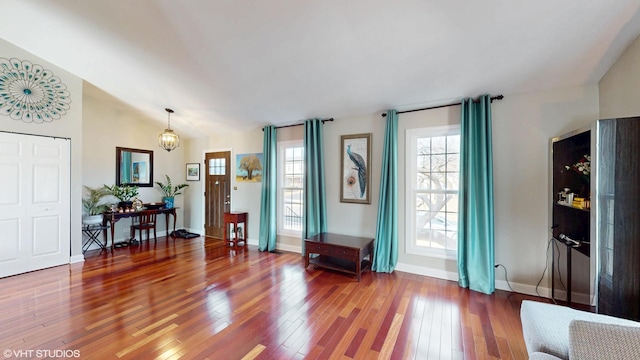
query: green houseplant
[
  {"left": 155, "top": 175, "right": 189, "bottom": 208},
  {"left": 82, "top": 185, "right": 110, "bottom": 224},
  {"left": 104, "top": 184, "right": 139, "bottom": 208}
]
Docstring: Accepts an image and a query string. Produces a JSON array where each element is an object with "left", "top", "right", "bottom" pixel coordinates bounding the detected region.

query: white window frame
[
  {"left": 277, "top": 140, "right": 304, "bottom": 237},
  {"left": 406, "top": 125, "right": 460, "bottom": 259}
]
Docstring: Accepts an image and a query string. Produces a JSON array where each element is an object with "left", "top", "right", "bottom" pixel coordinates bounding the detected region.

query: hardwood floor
[{"left": 0, "top": 236, "right": 546, "bottom": 359}]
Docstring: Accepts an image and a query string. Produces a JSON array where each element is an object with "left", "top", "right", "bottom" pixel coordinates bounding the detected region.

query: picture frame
[
  {"left": 340, "top": 133, "right": 371, "bottom": 204},
  {"left": 186, "top": 163, "right": 200, "bottom": 181},
  {"left": 236, "top": 153, "right": 263, "bottom": 182}
]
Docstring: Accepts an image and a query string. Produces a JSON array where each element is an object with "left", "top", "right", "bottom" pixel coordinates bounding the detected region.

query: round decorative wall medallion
[{"left": 0, "top": 57, "right": 71, "bottom": 123}]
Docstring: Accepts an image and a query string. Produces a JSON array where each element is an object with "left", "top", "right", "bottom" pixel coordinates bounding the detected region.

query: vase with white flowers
[{"left": 104, "top": 184, "right": 140, "bottom": 209}]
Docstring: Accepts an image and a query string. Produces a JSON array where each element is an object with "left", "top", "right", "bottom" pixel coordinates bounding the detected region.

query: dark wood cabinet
[
  {"left": 551, "top": 128, "right": 592, "bottom": 305},
  {"left": 552, "top": 117, "right": 640, "bottom": 320},
  {"left": 595, "top": 117, "right": 640, "bottom": 321}
]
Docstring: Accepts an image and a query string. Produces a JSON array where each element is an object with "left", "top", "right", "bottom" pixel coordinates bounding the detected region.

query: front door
[
  {"left": 0, "top": 132, "right": 70, "bottom": 278},
  {"left": 204, "top": 151, "right": 231, "bottom": 239}
]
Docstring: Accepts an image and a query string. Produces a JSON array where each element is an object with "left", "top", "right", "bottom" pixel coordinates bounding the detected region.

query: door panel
[
  {"left": 205, "top": 151, "right": 231, "bottom": 239},
  {"left": 0, "top": 132, "right": 70, "bottom": 278},
  {"left": 0, "top": 219, "right": 19, "bottom": 262},
  {"left": 33, "top": 216, "right": 61, "bottom": 255}
]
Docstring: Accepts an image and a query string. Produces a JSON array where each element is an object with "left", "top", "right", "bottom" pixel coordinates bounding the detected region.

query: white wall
[
  {"left": 83, "top": 83, "right": 189, "bottom": 240},
  {"left": 183, "top": 85, "right": 599, "bottom": 298},
  {"left": 599, "top": 34, "right": 640, "bottom": 118},
  {"left": 0, "top": 38, "right": 84, "bottom": 261},
  {"left": 183, "top": 136, "right": 208, "bottom": 234},
  {"left": 492, "top": 86, "right": 598, "bottom": 296},
  {"left": 182, "top": 127, "right": 265, "bottom": 241},
  {"left": 181, "top": 30, "right": 640, "bottom": 297}
]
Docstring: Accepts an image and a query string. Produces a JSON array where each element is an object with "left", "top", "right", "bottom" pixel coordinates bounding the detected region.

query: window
[
  {"left": 278, "top": 141, "right": 304, "bottom": 235},
  {"left": 406, "top": 125, "right": 460, "bottom": 259},
  {"left": 208, "top": 158, "right": 226, "bottom": 175}
]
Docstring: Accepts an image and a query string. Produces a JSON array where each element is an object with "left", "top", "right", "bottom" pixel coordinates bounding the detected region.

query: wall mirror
[{"left": 116, "top": 147, "right": 154, "bottom": 187}]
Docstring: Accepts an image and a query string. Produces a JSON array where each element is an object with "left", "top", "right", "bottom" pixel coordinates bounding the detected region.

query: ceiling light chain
[{"left": 159, "top": 108, "right": 180, "bottom": 152}]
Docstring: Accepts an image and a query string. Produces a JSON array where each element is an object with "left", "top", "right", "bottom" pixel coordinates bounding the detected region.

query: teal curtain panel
[
  {"left": 259, "top": 125, "right": 278, "bottom": 252},
  {"left": 372, "top": 109, "right": 399, "bottom": 273},
  {"left": 457, "top": 95, "right": 495, "bottom": 294},
  {"left": 303, "top": 119, "right": 328, "bottom": 254}
]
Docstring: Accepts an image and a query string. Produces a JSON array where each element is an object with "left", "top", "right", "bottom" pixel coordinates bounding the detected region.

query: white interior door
[{"left": 0, "top": 132, "right": 70, "bottom": 278}]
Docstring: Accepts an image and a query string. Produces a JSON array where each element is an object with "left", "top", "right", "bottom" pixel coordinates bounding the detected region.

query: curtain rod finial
[{"left": 381, "top": 113, "right": 387, "bottom": 117}]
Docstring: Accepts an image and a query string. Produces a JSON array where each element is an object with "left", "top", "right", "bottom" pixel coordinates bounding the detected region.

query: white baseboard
[
  {"left": 394, "top": 263, "right": 459, "bottom": 282},
  {"left": 395, "top": 262, "right": 552, "bottom": 299},
  {"left": 70, "top": 255, "right": 85, "bottom": 263},
  {"left": 550, "top": 289, "right": 592, "bottom": 305}
]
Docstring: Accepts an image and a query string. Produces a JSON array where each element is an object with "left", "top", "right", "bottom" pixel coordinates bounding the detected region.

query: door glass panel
[{"left": 209, "top": 158, "right": 226, "bottom": 175}]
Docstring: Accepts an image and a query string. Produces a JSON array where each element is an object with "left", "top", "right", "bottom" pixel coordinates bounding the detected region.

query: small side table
[
  {"left": 82, "top": 223, "right": 109, "bottom": 253},
  {"left": 224, "top": 212, "right": 248, "bottom": 248}
]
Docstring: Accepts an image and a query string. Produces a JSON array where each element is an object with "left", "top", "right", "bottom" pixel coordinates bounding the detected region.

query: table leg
[
  {"left": 102, "top": 226, "right": 109, "bottom": 251},
  {"left": 109, "top": 220, "right": 116, "bottom": 250},
  {"left": 165, "top": 213, "right": 170, "bottom": 237},
  {"left": 567, "top": 246, "right": 572, "bottom": 305},
  {"left": 356, "top": 250, "right": 361, "bottom": 282},
  {"left": 172, "top": 209, "right": 177, "bottom": 234},
  {"left": 233, "top": 220, "right": 238, "bottom": 248}
]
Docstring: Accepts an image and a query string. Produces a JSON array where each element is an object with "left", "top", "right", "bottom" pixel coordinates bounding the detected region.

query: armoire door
[
  {"left": 596, "top": 117, "right": 640, "bottom": 321},
  {"left": 0, "top": 132, "right": 70, "bottom": 278}
]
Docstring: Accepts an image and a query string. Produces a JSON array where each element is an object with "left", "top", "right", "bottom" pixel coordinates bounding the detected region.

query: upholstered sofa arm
[
  {"left": 569, "top": 320, "right": 640, "bottom": 359},
  {"left": 521, "top": 300, "right": 640, "bottom": 359}
]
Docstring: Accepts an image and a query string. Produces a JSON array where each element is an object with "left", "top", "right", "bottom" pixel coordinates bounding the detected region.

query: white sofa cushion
[
  {"left": 569, "top": 320, "right": 640, "bottom": 359},
  {"left": 520, "top": 300, "right": 640, "bottom": 359}
]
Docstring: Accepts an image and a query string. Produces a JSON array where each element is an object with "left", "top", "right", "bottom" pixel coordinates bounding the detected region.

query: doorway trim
[{"left": 201, "top": 147, "right": 233, "bottom": 236}]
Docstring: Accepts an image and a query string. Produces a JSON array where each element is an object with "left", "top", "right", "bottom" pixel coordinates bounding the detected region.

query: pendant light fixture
[{"left": 158, "top": 108, "right": 180, "bottom": 152}]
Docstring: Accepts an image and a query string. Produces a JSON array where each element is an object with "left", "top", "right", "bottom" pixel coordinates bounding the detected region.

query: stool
[{"left": 82, "top": 223, "right": 108, "bottom": 253}]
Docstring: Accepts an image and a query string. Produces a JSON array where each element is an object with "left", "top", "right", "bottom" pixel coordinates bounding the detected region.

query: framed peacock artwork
[{"left": 340, "top": 133, "right": 371, "bottom": 204}]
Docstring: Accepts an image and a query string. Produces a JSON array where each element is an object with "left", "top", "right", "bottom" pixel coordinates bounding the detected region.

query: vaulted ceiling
[{"left": 2, "top": 1, "right": 639, "bottom": 137}]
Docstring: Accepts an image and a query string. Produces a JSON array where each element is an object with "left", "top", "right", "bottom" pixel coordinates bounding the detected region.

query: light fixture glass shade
[
  {"left": 158, "top": 129, "right": 180, "bottom": 152},
  {"left": 159, "top": 108, "right": 180, "bottom": 152}
]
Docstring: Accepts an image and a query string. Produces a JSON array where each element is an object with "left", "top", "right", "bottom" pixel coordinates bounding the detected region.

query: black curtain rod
[
  {"left": 262, "top": 118, "right": 334, "bottom": 131},
  {"left": 381, "top": 95, "right": 504, "bottom": 117}
]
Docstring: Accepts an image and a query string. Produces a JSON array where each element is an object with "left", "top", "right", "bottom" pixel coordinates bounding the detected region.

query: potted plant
[
  {"left": 155, "top": 175, "right": 189, "bottom": 209},
  {"left": 82, "top": 185, "right": 110, "bottom": 224},
  {"left": 104, "top": 184, "right": 139, "bottom": 209}
]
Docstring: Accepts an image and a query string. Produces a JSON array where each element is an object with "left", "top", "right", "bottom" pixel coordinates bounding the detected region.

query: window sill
[{"left": 406, "top": 247, "right": 457, "bottom": 261}]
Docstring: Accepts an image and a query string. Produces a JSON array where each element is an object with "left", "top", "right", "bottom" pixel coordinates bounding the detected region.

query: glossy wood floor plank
[{"left": 0, "top": 236, "right": 547, "bottom": 359}]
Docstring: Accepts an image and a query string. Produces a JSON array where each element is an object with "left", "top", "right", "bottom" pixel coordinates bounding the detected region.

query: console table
[
  {"left": 102, "top": 207, "right": 178, "bottom": 250},
  {"left": 304, "top": 232, "right": 374, "bottom": 281}
]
